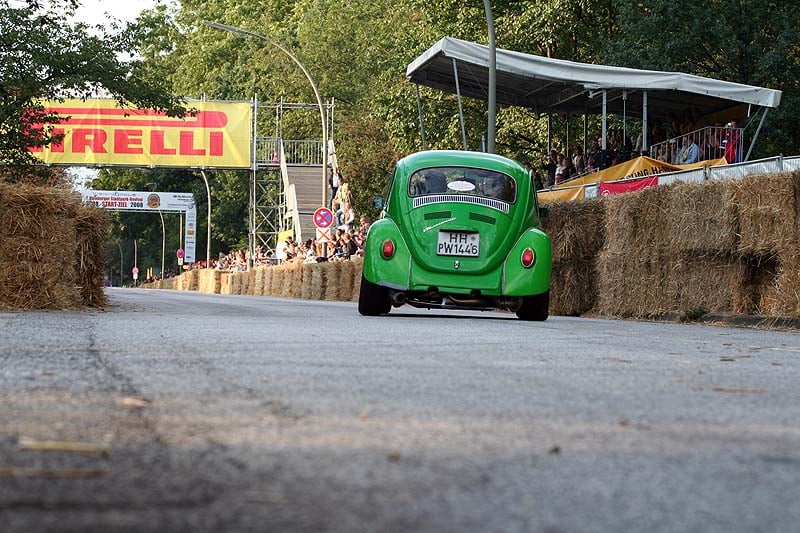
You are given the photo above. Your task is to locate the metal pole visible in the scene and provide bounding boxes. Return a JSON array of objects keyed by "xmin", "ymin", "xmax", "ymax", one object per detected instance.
[
  {"xmin": 204, "ymin": 21, "xmax": 328, "ymax": 208},
  {"xmin": 159, "ymin": 211, "xmax": 165, "ymax": 279},
  {"xmin": 642, "ymin": 91, "xmax": 648, "ymax": 155},
  {"xmin": 452, "ymin": 58, "xmax": 468, "ymax": 150},
  {"xmin": 133, "ymin": 239, "xmax": 138, "ymax": 286},
  {"xmin": 116, "ymin": 239, "xmax": 123, "ymax": 287},
  {"xmin": 601, "ymin": 90, "xmax": 608, "ymax": 150},
  {"xmin": 415, "ymin": 84, "xmax": 427, "ymax": 150},
  {"xmin": 484, "ymin": 0, "xmax": 496, "ymax": 154},
  {"xmin": 745, "ymin": 108, "xmax": 769, "ymax": 162},
  {"xmin": 200, "ymin": 170, "xmax": 212, "ymax": 268}
]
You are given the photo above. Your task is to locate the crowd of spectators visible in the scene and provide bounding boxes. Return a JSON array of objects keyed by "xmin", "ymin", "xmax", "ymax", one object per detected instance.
[{"xmin": 537, "ymin": 109, "xmax": 743, "ymax": 188}]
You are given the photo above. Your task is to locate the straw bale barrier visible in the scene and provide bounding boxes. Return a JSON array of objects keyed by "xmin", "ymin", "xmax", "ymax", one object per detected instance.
[
  {"xmin": 142, "ymin": 170, "xmax": 800, "ymax": 321},
  {"xmin": 541, "ymin": 198, "xmax": 606, "ymax": 262},
  {"xmin": 197, "ymin": 269, "xmax": 222, "ymax": 293},
  {"xmin": 0, "ymin": 183, "xmax": 108, "ymax": 310}
]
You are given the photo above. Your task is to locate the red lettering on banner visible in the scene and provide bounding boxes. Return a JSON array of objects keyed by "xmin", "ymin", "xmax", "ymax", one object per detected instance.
[
  {"xmin": 73, "ymin": 128, "xmax": 108, "ymax": 153},
  {"xmin": 150, "ymin": 131, "xmax": 176, "ymax": 155},
  {"xmin": 114, "ymin": 129, "xmax": 143, "ymax": 154},
  {"xmin": 179, "ymin": 131, "xmax": 205, "ymax": 156},
  {"xmin": 50, "ymin": 128, "xmax": 65, "ymax": 153},
  {"xmin": 210, "ymin": 131, "xmax": 223, "ymax": 156}
]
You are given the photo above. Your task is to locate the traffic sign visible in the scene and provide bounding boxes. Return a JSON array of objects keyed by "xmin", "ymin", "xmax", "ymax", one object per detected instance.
[
  {"xmin": 177, "ymin": 248, "xmax": 184, "ymax": 258},
  {"xmin": 313, "ymin": 207, "xmax": 334, "ymax": 229},
  {"xmin": 132, "ymin": 267, "xmax": 139, "ymax": 274},
  {"xmin": 316, "ymin": 227, "xmax": 333, "ymax": 243}
]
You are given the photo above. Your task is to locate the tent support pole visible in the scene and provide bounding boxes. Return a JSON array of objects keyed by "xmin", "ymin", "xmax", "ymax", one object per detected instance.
[
  {"xmin": 583, "ymin": 114, "xmax": 587, "ymax": 155},
  {"xmin": 642, "ymin": 91, "xmax": 648, "ymax": 155},
  {"xmin": 547, "ymin": 113, "xmax": 552, "ymax": 153},
  {"xmin": 566, "ymin": 113, "xmax": 570, "ymax": 153},
  {"xmin": 745, "ymin": 108, "xmax": 768, "ymax": 162},
  {"xmin": 601, "ymin": 90, "xmax": 607, "ymax": 150},
  {"xmin": 452, "ymin": 58, "xmax": 468, "ymax": 151},
  {"xmin": 416, "ymin": 84, "xmax": 427, "ymax": 150}
]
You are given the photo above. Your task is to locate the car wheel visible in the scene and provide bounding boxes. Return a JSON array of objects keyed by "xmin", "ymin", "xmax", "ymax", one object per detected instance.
[
  {"xmin": 516, "ymin": 290, "xmax": 549, "ymax": 321},
  {"xmin": 358, "ymin": 274, "xmax": 391, "ymax": 316}
]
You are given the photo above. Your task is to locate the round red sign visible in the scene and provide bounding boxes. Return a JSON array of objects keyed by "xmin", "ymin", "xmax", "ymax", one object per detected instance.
[{"xmin": 313, "ymin": 207, "xmax": 334, "ymax": 229}]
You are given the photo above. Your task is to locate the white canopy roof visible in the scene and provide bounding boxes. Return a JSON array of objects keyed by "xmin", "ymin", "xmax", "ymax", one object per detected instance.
[{"xmin": 406, "ymin": 37, "xmax": 782, "ymax": 117}]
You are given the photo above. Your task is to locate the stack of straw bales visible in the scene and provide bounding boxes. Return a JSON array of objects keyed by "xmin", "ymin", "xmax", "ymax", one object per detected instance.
[
  {"xmin": 0, "ymin": 183, "xmax": 108, "ymax": 310},
  {"xmin": 541, "ymin": 198, "xmax": 605, "ymax": 315},
  {"xmin": 566, "ymin": 170, "xmax": 800, "ymax": 319}
]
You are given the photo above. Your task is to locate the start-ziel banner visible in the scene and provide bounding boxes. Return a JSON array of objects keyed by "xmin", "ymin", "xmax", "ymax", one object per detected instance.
[{"xmin": 30, "ymin": 99, "xmax": 252, "ymax": 169}]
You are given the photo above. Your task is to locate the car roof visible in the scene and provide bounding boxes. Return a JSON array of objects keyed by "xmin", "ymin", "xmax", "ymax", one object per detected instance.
[{"xmin": 397, "ymin": 150, "xmax": 528, "ymax": 177}]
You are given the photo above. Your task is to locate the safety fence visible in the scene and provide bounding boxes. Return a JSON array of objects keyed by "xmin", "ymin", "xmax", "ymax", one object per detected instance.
[{"xmin": 574, "ymin": 155, "xmax": 800, "ymax": 199}]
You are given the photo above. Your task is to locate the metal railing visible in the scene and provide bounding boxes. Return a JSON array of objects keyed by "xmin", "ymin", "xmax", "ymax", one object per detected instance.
[
  {"xmin": 255, "ymin": 137, "xmax": 324, "ymax": 166},
  {"xmin": 649, "ymin": 125, "xmax": 744, "ymax": 165}
]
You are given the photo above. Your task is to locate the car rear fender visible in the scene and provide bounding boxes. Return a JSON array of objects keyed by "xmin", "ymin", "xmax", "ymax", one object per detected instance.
[
  {"xmin": 362, "ymin": 218, "xmax": 412, "ymax": 290},
  {"xmin": 502, "ymin": 228, "xmax": 552, "ymax": 296}
]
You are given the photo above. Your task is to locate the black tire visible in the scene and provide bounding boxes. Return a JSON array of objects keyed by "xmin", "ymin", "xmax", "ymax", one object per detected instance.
[
  {"xmin": 516, "ymin": 290, "xmax": 549, "ymax": 321},
  {"xmin": 358, "ymin": 274, "xmax": 391, "ymax": 316}
]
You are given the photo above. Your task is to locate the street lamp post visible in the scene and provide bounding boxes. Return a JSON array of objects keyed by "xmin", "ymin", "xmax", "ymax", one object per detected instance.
[
  {"xmin": 200, "ymin": 170, "xmax": 212, "ymax": 268},
  {"xmin": 484, "ymin": 0, "xmax": 496, "ymax": 154},
  {"xmin": 203, "ymin": 20, "xmax": 328, "ymax": 208}
]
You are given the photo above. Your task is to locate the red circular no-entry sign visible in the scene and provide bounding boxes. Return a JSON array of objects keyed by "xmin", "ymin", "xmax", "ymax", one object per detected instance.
[{"xmin": 314, "ymin": 207, "xmax": 334, "ymax": 229}]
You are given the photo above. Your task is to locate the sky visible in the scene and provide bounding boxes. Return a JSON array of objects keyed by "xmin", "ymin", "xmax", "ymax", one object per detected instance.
[{"xmin": 72, "ymin": 0, "xmax": 162, "ymax": 27}]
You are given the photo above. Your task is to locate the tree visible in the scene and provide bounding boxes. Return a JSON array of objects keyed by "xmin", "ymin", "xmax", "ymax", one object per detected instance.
[
  {"xmin": 0, "ymin": 0, "xmax": 187, "ymax": 181},
  {"xmin": 607, "ymin": 0, "xmax": 800, "ymax": 157}
]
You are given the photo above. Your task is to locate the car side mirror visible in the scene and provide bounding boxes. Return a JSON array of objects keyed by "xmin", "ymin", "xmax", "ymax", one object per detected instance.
[{"xmin": 538, "ymin": 206, "xmax": 549, "ymax": 219}]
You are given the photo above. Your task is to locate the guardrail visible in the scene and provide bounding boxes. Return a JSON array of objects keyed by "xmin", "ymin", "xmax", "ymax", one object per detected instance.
[
  {"xmin": 650, "ymin": 125, "xmax": 744, "ymax": 165},
  {"xmin": 255, "ymin": 138, "xmax": 323, "ymax": 166},
  {"xmin": 556, "ymin": 154, "xmax": 800, "ymax": 200}
]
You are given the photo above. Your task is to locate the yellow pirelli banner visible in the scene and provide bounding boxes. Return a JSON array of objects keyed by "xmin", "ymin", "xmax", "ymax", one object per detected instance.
[{"xmin": 30, "ymin": 99, "xmax": 252, "ymax": 168}]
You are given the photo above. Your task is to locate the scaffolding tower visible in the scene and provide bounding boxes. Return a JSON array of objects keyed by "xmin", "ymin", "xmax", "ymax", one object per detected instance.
[{"xmin": 251, "ymin": 98, "xmax": 335, "ymax": 262}]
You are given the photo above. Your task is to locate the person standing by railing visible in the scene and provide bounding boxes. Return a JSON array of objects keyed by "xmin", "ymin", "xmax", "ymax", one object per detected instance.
[{"xmin": 724, "ymin": 121, "xmax": 741, "ymax": 163}]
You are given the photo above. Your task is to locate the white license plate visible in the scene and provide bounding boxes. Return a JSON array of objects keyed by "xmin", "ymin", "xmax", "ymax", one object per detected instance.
[{"xmin": 437, "ymin": 231, "xmax": 479, "ymax": 257}]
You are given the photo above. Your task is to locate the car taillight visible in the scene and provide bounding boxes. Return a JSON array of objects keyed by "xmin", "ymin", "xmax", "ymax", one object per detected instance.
[
  {"xmin": 382, "ymin": 239, "xmax": 395, "ymax": 259},
  {"xmin": 521, "ymin": 247, "xmax": 535, "ymax": 268}
]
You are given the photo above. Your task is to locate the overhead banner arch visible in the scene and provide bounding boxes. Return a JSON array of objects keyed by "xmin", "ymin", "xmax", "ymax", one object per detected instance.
[
  {"xmin": 32, "ymin": 99, "xmax": 252, "ymax": 169},
  {"xmin": 82, "ymin": 190, "xmax": 197, "ymax": 263}
]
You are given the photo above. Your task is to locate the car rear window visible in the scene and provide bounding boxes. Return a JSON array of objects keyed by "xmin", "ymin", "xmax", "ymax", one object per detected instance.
[{"xmin": 407, "ymin": 167, "xmax": 517, "ymax": 203}]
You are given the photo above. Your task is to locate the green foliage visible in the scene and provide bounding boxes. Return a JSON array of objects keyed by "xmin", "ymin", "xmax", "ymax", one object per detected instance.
[
  {"xmin": 0, "ymin": 0, "xmax": 186, "ymax": 180},
  {"xmin": 608, "ymin": 0, "xmax": 800, "ymax": 157}
]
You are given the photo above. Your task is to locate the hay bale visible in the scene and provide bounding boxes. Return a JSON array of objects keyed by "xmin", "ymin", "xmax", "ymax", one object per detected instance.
[
  {"xmin": 550, "ymin": 259, "xmax": 597, "ymax": 316},
  {"xmin": 262, "ymin": 267, "xmax": 273, "ymax": 296},
  {"xmin": 665, "ymin": 180, "xmax": 739, "ymax": 254},
  {"xmin": 74, "ymin": 204, "xmax": 108, "ymax": 307},
  {"xmin": 774, "ymin": 252, "xmax": 800, "ymax": 317},
  {"xmin": 310, "ymin": 262, "xmax": 325, "ymax": 300},
  {"xmin": 337, "ymin": 261, "xmax": 355, "ymax": 301},
  {"xmin": 730, "ymin": 172, "xmax": 800, "ymax": 255},
  {"xmin": 596, "ymin": 250, "xmax": 672, "ymax": 317},
  {"xmin": 0, "ymin": 185, "xmax": 84, "ymax": 310},
  {"xmin": 198, "ymin": 269, "xmax": 222, "ymax": 293},
  {"xmin": 541, "ymin": 198, "xmax": 606, "ymax": 262},
  {"xmin": 301, "ymin": 263, "xmax": 315, "ymax": 299},
  {"xmin": 321, "ymin": 261, "xmax": 339, "ymax": 301},
  {"xmin": 350, "ymin": 256, "xmax": 364, "ymax": 301},
  {"xmin": 253, "ymin": 267, "xmax": 265, "ymax": 296},
  {"xmin": 597, "ymin": 250, "xmax": 744, "ymax": 318},
  {"xmin": 287, "ymin": 261, "xmax": 303, "ymax": 298},
  {"xmin": 219, "ymin": 272, "xmax": 232, "ymax": 294},
  {"xmin": 270, "ymin": 266, "xmax": 285, "ymax": 296}
]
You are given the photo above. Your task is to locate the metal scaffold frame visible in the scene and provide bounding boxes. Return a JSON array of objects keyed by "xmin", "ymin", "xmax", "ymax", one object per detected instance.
[{"xmin": 249, "ymin": 97, "xmax": 335, "ymax": 263}]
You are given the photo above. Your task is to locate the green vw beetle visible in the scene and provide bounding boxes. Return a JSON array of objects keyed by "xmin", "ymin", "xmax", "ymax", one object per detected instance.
[{"xmin": 359, "ymin": 150, "xmax": 552, "ymax": 320}]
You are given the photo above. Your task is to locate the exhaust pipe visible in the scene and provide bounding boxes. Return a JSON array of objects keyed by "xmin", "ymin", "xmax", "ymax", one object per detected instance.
[{"xmin": 391, "ymin": 291, "xmax": 407, "ymax": 307}]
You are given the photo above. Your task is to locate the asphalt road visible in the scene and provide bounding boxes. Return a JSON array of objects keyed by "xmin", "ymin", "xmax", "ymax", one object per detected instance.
[{"xmin": 1, "ymin": 288, "xmax": 799, "ymax": 532}]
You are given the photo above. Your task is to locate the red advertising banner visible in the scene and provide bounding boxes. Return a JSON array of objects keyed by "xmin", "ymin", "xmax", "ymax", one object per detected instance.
[{"xmin": 599, "ymin": 175, "xmax": 658, "ymax": 196}]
